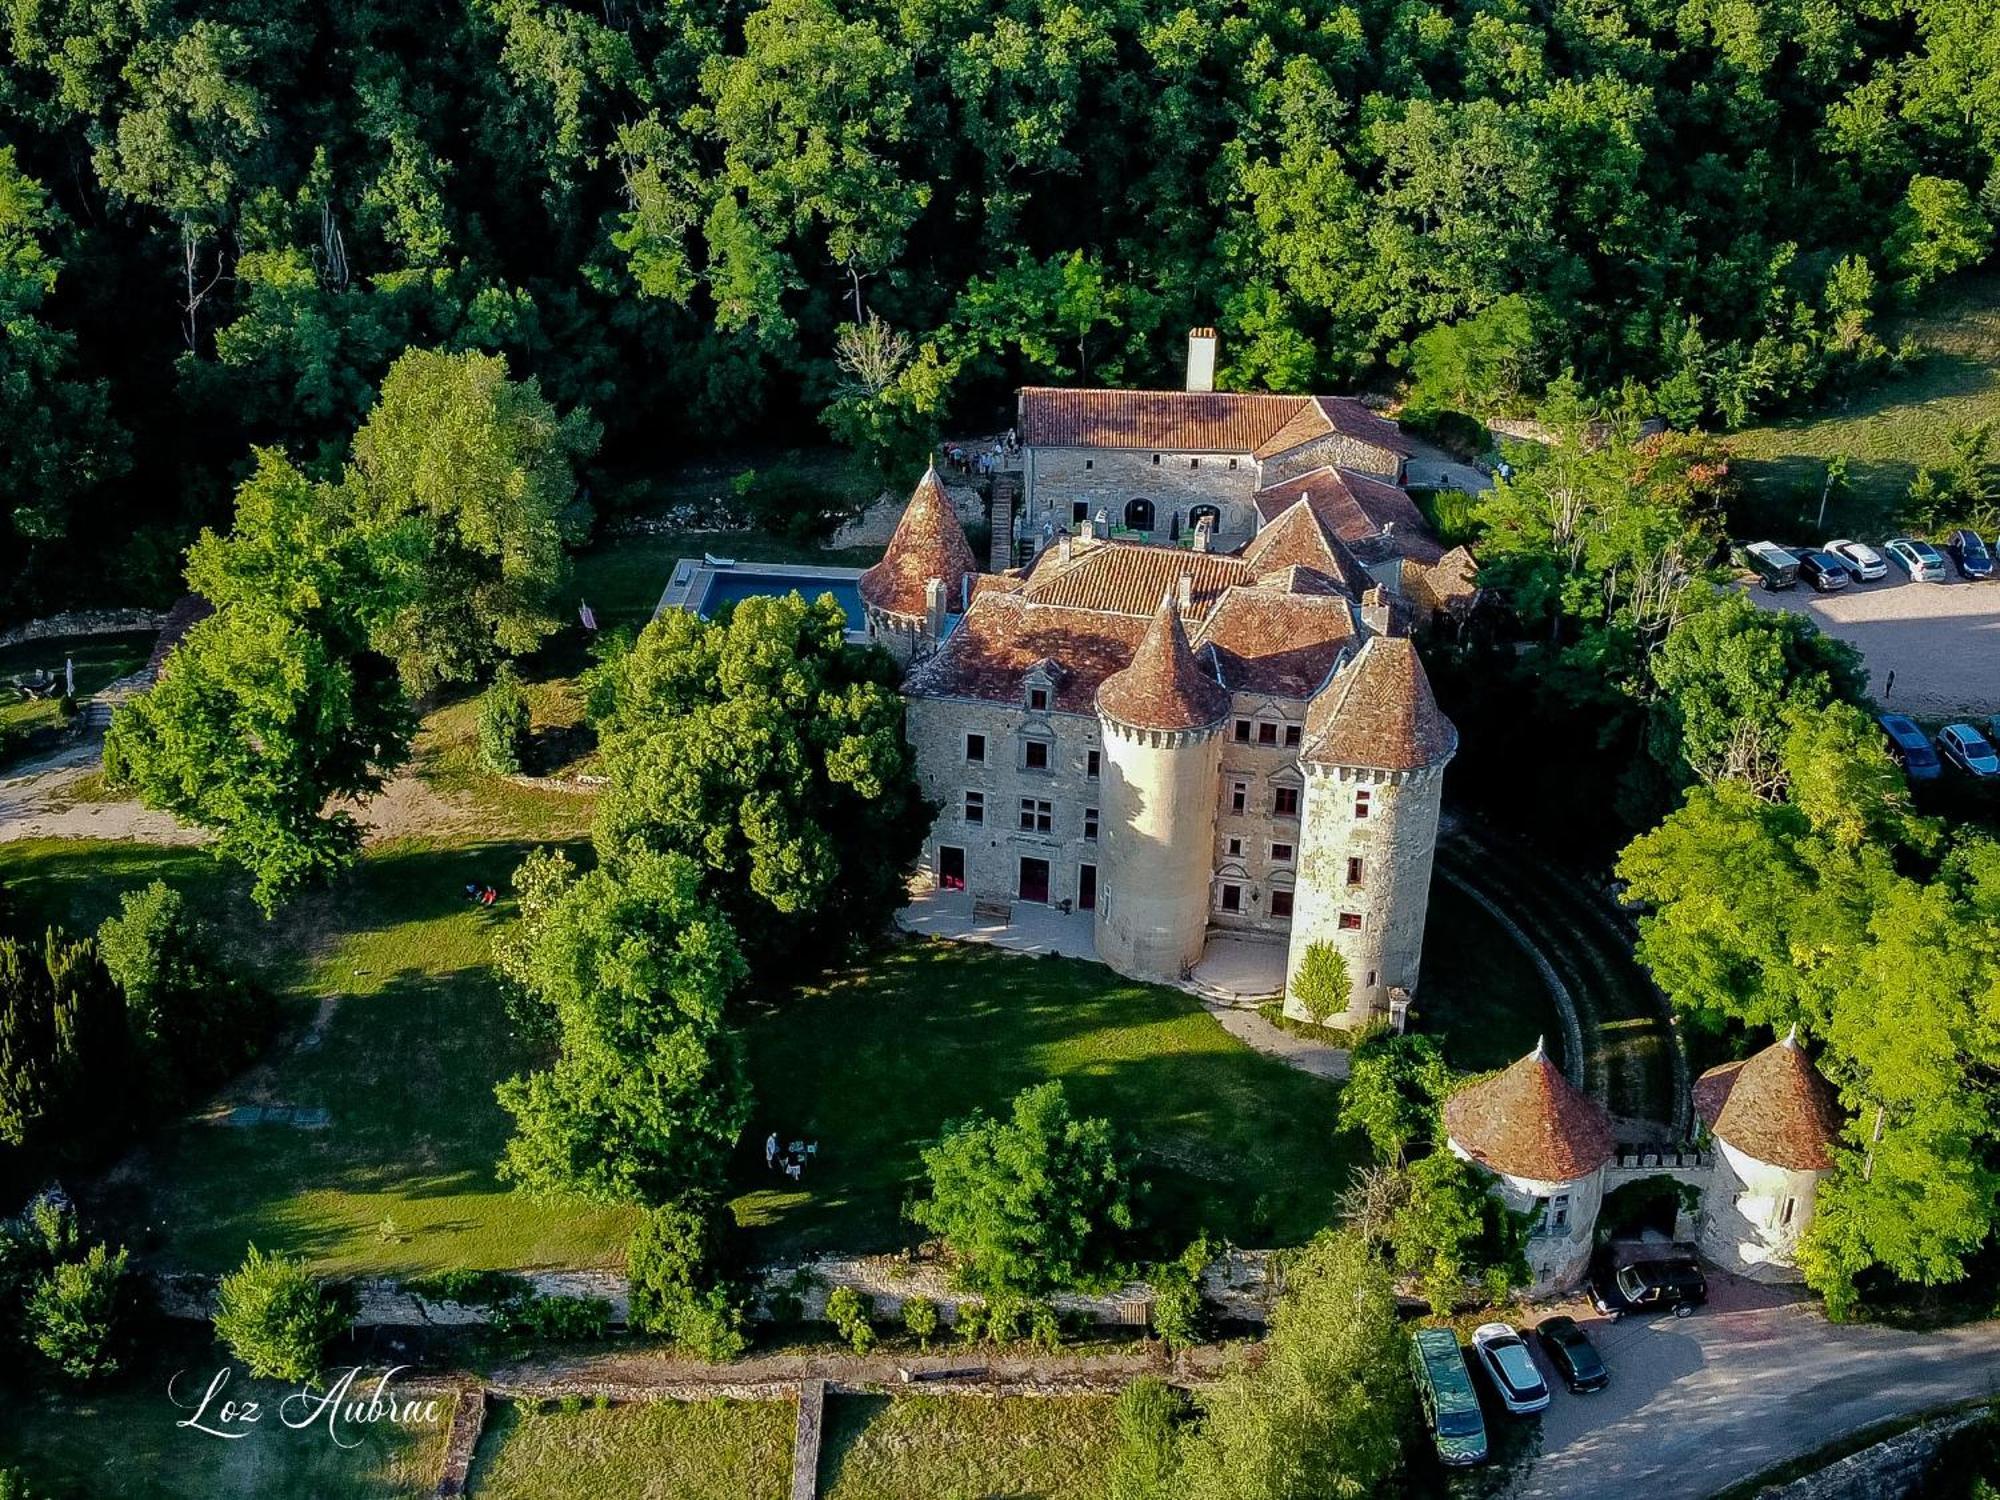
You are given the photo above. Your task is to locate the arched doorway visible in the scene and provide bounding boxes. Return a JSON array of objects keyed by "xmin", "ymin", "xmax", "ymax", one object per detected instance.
[{"xmin": 1124, "ymin": 498, "xmax": 1156, "ymax": 533}]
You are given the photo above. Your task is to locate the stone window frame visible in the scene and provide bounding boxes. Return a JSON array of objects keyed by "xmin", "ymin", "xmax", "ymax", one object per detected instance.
[
  {"xmin": 1229, "ymin": 780, "xmax": 1249, "ymax": 815},
  {"xmin": 1216, "ymin": 881, "xmax": 1243, "ymax": 914},
  {"xmin": 966, "ymin": 733, "xmax": 986, "ymax": 764},
  {"xmin": 1353, "ymin": 788, "xmax": 1373, "ymax": 820},
  {"xmin": 1272, "ymin": 785, "xmax": 1301, "ymax": 819},
  {"xmin": 1337, "ymin": 909, "xmax": 1363, "ymax": 931},
  {"xmin": 1086, "ymin": 748, "xmax": 1100, "ymax": 779},
  {"xmin": 1269, "ymin": 840, "xmax": 1295, "ymax": 865},
  {"xmin": 1225, "ymin": 835, "xmax": 1244, "ymax": 858},
  {"xmin": 1256, "ymin": 719, "xmax": 1280, "ymax": 747},
  {"xmin": 1022, "ymin": 737, "xmax": 1053, "ymax": 773},
  {"xmin": 1027, "ymin": 685, "xmax": 1050, "ymax": 712},
  {"xmin": 1018, "ymin": 797, "xmax": 1054, "ymax": 833},
  {"xmin": 1269, "ymin": 888, "xmax": 1294, "ymax": 919},
  {"xmin": 1233, "ymin": 718, "xmax": 1254, "ymax": 743},
  {"xmin": 964, "ymin": 790, "xmax": 985, "ymax": 826},
  {"xmin": 1346, "ymin": 855, "xmax": 1365, "ymax": 887},
  {"xmin": 1284, "ymin": 723, "xmax": 1302, "ymax": 747},
  {"xmin": 1083, "ymin": 806, "xmax": 1100, "ymax": 841}
]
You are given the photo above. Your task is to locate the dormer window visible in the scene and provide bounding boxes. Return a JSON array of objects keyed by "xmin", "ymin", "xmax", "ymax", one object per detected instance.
[
  {"xmin": 1257, "ymin": 720, "xmax": 1279, "ymax": 746},
  {"xmin": 1028, "ymin": 686, "xmax": 1049, "ymax": 712}
]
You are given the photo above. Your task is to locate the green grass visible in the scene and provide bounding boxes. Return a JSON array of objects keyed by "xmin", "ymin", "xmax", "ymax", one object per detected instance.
[
  {"xmin": 0, "ymin": 1344, "xmax": 453, "ymax": 1498},
  {"xmin": 819, "ymin": 1394, "xmax": 1119, "ymax": 1500},
  {"xmin": 0, "ymin": 629, "xmax": 154, "ymax": 764},
  {"xmin": 1727, "ymin": 272, "xmax": 2000, "ymax": 538},
  {"xmin": 1415, "ymin": 878, "xmax": 1566, "ymax": 1077},
  {"xmin": 411, "ymin": 675, "xmax": 597, "ymax": 842},
  {"xmin": 729, "ymin": 941, "xmax": 1365, "ymax": 1261},
  {"xmin": 466, "ymin": 1397, "xmax": 792, "ymax": 1500}
]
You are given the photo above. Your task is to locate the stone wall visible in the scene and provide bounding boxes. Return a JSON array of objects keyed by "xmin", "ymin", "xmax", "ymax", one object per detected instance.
[
  {"xmin": 1210, "ymin": 698, "xmax": 1315, "ymax": 941},
  {"xmin": 1023, "ymin": 447, "xmax": 1261, "ymax": 549},
  {"xmin": 1261, "ymin": 431, "xmax": 1405, "ymax": 484},
  {"xmin": 1096, "ymin": 717, "xmax": 1224, "ymax": 979},
  {"xmin": 1757, "ymin": 1408, "xmax": 1989, "ymax": 1500},
  {"xmin": 0, "ymin": 607, "xmax": 161, "ymax": 648}
]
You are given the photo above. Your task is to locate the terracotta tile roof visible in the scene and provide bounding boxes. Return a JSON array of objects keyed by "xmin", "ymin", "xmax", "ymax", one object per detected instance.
[
  {"xmin": 1017, "ymin": 388, "xmax": 1409, "ymax": 461},
  {"xmin": 1252, "ymin": 396, "xmax": 1414, "ymax": 463},
  {"xmin": 1021, "ymin": 540, "xmax": 1253, "ymax": 619},
  {"xmin": 1253, "ymin": 466, "xmax": 1430, "ymax": 539},
  {"xmin": 1445, "ymin": 1041, "xmax": 1615, "ymax": 1182},
  {"xmin": 1194, "ymin": 588, "xmax": 1356, "ymax": 698},
  {"xmin": 906, "ymin": 593, "xmax": 1145, "ymax": 712},
  {"xmin": 1255, "ymin": 564, "xmax": 1347, "ymax": 596},
  {"xmin": 1302, "ymin": 635, "xmax": 1456, "ymax": 770},
  {"xmin": 1695, "ymin": 1028, "xmax": 1843, "ymax": 1172},
  {"xmin": 1096, "ymin": 593, "xmax": 1232, "ymax": 732},
  {"xmin": 858, "ymin": 467, "xmax": 980, "ymax": 618},
  {"xmin": 1239, "ymin": 498, "xmax": 1373, "ymax": 597}
]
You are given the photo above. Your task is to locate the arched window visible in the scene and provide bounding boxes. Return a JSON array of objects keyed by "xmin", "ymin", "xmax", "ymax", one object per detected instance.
[
  {"xmin": 1188, "ymin": 503, "xmax": 1221, "ymax": 535},
  {"xmin": 1124, "ymin": 498, "xmax": 1156, "ymax": 532}
]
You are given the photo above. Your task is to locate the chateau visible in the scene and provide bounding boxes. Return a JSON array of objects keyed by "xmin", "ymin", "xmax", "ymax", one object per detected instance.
[{"xmin": 857, "ymin": 347, "xmax": 1475, "ymax": 1028}]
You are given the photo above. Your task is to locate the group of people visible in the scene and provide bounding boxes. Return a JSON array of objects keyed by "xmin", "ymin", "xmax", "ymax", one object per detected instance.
[
  {"xmin": 462, "ymin": 882, "xmax": 499, "ymax": 907},
  {"xmin": 942, "ymin": 431, "xmax": 1018, "ymax": 479},
  {"xmin": 764, "ymin": 1131, "xmax": 818, "ymax": 1182}
]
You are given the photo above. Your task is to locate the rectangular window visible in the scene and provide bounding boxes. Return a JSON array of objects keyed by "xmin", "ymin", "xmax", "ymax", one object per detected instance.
[
  {"xmin": 1233, "ymin": 718, "xmax": 1253, "ymax": 743},
  {"xmin": 1024, "ymin": 739, "xmax": 1051, "ymax": 771},
  {"xmin": 966, "ymin": 733, "xmax": 986, "ymax": 764},
  {"xmin": 1226, "ymin": 836, "xmax": 1243, "ymax": 858},
  {"xmin": 1230, "ymin": 781, "xmax": 1248, "ymax": 815},
  {"xmin": 1273, "ymin": 786, "xmax": 1300, "ymax": 818},
  {"xmin": 1084, "ymin": 459, "xmax": 1094, "ymax": 470},
  {"xmin": 1338, "ymin": 911, "xmax": 1363, "ymax": 931},
  {"xmin": 964, "ymin": 791, "xmax": 984, "ymax": 826},
  {"xmin": 1083, "ymin": 806, "xmax": 1099, "ymax": 841},
  {"xmin": 1019, "ymin": 798, "xmax": 1053, "ymax": 833},
  {"xmin": 1257, "ymin": 720, "xmax": 1279, "ymax": 746},
  {"xmin": 1346, "ymin": 856, "xmax": 1364, "ymax": 886},
  {"xmin": 1190, "ymin": 458, "xmax": 1200, "ymax": 469},
  {"xmin": 1028, "ymin": 687, "xmax": 1049, "ymax": 712},
  {"xmin": 1228, "ymin": 457, "xmax": 1239, "ymax": 471},
  {"xmin": 1780, "ymin": 1197, "xmax": 1796, "ymax": 1228},
  {"xmin": 1354, "ymin": 788, "xmax": 1372, "ymax": 820},
  {"xmin": 1270, "ymin": 841, "xmax": 1294, "ymax": 865},
  {"xmin": 1269, "ymin": 889, "xmax": 1294, "ymax": 918},
  {"xmin": 1072, "ymin": 500, "xmax": 1089, "ymax": 524},
  {"xmin": 1284, "ymin": 724, "xmax": 1302, "ymax": 747},
  {"xmin": 1152, "ymin": 453, "xmax": 1161, "ymax": 465},
  {"xmin": 1219, "ymin": 883, "xmax": 1242, "ymax": 913},
  {"xmin": 1086, "ymin": 749, "xmax": 1100, "ymax": 779},
  {"xmin": 1552, "ymin": 1193, "xmax": 1571, "ymax": 1231}
]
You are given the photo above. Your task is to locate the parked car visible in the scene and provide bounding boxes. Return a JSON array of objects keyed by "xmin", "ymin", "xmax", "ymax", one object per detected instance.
[
  {"xmin": 1589, "ymin": 1255, "xmax": 1707, "ymax": 1320},
  {"xmin": 1948, "ymin": 529, "xmax": 1995, "ymax": 580},
  {"xmin": 1411, "ymin": 1328, "xmax": 1488, "ymax": 1466},
  {"xmin": 1886, "ymin": 537, "xmax": 1948, "ymax": 581},
  {"xmin": 1740, "ymin": 540, "xmax": 1801, "ymax": 590},
  {"xmin": 1879, "ymin": 714, "xmax": 1942, "ymax": 781},
  {"xmin": 1472, "ymin": 1323, "xmax": 1552, "ymax": 1414},
  {"xmin": 1825, "ymin": 539, "xmax": 1887, "ymax": 582},
  {"xmin": 1938, "ymin": 723, "xmax": 2000, "ymax": 778},
  {"xmin": 1535, "ymin": 1316, "xmax": 1609, "ymax": 1394},
  {"xmin": 1796, "ymin": 550, "xmax": 1851, "ymax": 592}
]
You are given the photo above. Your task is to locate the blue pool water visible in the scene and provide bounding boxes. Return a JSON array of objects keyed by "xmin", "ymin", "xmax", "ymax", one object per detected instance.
[{"xmin": 695, "ymin": 570, "xmax": 866, "ymax": 631}]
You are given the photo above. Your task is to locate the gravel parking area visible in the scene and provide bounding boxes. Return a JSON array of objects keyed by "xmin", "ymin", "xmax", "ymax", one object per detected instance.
[{"xmin": 1749, "ymin": 571, "xmax": 2000, "ymax": 719}]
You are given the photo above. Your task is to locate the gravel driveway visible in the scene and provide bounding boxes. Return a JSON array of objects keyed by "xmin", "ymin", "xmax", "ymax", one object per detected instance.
[
  {"xmin": 1751, "ymin": 571, "xmax": 2000, "ymax": 718},
  {"xmin": 1518, "ymin": 1274, "xmax": 2000, "ymax": 1498}
]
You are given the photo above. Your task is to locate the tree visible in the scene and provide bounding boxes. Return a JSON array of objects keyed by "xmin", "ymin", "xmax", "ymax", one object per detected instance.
[
  {"xmin": 477, "ymin": 663, "xmax": 532, "ymax": 775},
  {"xmin": 1886, "ymin": 176, "xmax": 1993, "ymax": 298},
  {"xmin": 97, "ymin": 881, "xmax": 262, "ymax": 1094},
  {"xmin": 494, "ymin": 850, "xmax": 750, "ymax": 1205},
  {"xmin": 1338, "ymin": 1033, "xmax": 1456, "ymax": 1164},
  {"xmin": 1288, "ymin": 942, "xmax": 1351, "ymax": 1028},
  {"xmin": 26, "ymin": 1242, "xmax": 139, "ymax": 1381},
  {"xmin": 591, "ymin": 594, "xmax": 931, "ymax": 978},
  {"xmin": 1403, "ymin": 294, "xmax": 1543, "ymax": 416},
  {"xmin": 626, "ymin": 1197, "xmax": 748, "ymax": 1361},
  {"xmin": 104, "ymin": 451, "xmax": 413, "ymax": 913},
  {"xmin": 1386, "ymin": 1150, "xmax": 1515, "ymax": 1314},
  {"xmin": 823, "ymin": 1285, "xmax": 876, "ymax": 1353},
  {"xmin": 0, "ymin": 929, "xmax": 129, "ymax": 1159},
  {"xmin": 212, "ymin": 1245, "xmax": 354, "ymax": 1383},
  {"xmin": 1178, "ymin": 1231, "xmax": 1410, "ymax": 1498},
  {"xmin": 908, "ymin": 1082, "xmax": 1135, "ymax": 1300},
  {"xmin": 345, "ymin": 348, "xmax": 600, "ymax": 694}
]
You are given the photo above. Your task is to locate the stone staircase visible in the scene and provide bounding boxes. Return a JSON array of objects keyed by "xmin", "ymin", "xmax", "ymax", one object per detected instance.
[{"xmin": 988, "ymin": 472, "xmax": 1019, "ymax": 572}]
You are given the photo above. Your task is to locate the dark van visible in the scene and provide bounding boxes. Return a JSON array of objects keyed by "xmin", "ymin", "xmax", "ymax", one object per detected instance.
[{"xmin": 1742, "ymin": 541, "xmax": 1801, "ymax": 590}]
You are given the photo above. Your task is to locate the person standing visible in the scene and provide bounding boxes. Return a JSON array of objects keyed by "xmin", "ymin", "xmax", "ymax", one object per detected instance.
[{"xmin": 765, "ymin": 1131, "xmax": 779, "ymax": 1170}]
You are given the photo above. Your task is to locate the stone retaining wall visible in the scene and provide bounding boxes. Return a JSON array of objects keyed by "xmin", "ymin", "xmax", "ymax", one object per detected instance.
[
  {"xmin": 1757, "ymin": 1407, "xmax": 1988, "ymax": 1500},
  {"xmin": 0, "ymin": 608, "xmax": 160, "ymax": 647}
]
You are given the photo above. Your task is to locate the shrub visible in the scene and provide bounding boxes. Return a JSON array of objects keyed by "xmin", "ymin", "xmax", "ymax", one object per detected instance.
[
  {"xmin": 98, "ymin": 881, "xmax": 264, "ymax": 1096},
  {"xmin": 626, "ymin": 1199, "xmax": 748, "ymax": 1362},
  {"xmin": 1149, "ymin": 1237, "xmax": 1211, "ymax": 1352},
  {"xmin": 0, "ymin": 1468, "xmax": 46, "ymax": 1500},
  {"xmin": 953, "ymin": 1301, "xmax": 987, "ymax": 1346},
  {"xmin": 495, "ymin": 1293, "xmax": 611, "ymax": 1342},
  {"xmin": 1108, "ymin": 1378, "xmax": 1189, "ymax": 1500},
  {"xmin": 26, "ymin": 1242, "xmax": 139, "ymax": 1381},
  {"xmin": 824, "ymin": 1285, "xmax": 876, "ymax": 1354},
  {"xmin": 1026, "ymin": 1302, "xmax": 1062, "ymax": 1352},
  {"xmin": 1289, "ymin": 942, "xmax": 1350, "ymax": 1029},
  {"xmin": 900, "ymin": 1295, "xmax": 939, "ymax": 1349},
  {"xmin": 478, "ymin": 663, "xmax": 532, "ymax": 774},
  {"xmin": 213, "ymin": 1245, "xmax": 354, "ymax": 1383}
]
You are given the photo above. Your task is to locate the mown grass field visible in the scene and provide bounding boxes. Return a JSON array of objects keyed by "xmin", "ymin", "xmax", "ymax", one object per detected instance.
[
  {"xmin": 1728, "ymin": 272, "xmax": 2000, "ymax": 538},
  {"xmin": 467, "ymin": 1398, "xmax": 794, "ymax": 1500},
  {"xmin": 819, "ymin": 1394, "xmax": 1120, "ymax": 1500}
]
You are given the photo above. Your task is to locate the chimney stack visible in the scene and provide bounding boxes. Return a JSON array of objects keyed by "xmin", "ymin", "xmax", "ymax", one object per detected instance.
[
  {"xmin": 1177, "ymin": 571, "xmax": 1195, "ymax": 612},
  {"xmin": 1191, "ymin": 514, "xmax": 1214, "ymax": 553},
  {"xmin": 1059, "ymin": 533, "xmax": 1073, "ymax": 564},
  {"xmin": 1185, "ymin": 327, "xmax": 1218, "ymax": 393},
  {"xmin": 924, "ymin": 576, "xmax": 946, "ymax": 639},
  {"xmin": 1360, "ymin": 585, "xmax": 1395, "ymax": 637}
]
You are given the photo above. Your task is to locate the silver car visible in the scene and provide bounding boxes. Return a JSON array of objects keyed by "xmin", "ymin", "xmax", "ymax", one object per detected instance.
[
  {"xmin": 1825, "ymin": 539, "xmax": 1886, "ymax": 581},
  {"xmin": 1472, "ymin": 1322, "xmax": 1552, "ymax": 1415},
  {"xmin": 1886, "ymin": 538, "xmax": 1947, "ymax": 582}
]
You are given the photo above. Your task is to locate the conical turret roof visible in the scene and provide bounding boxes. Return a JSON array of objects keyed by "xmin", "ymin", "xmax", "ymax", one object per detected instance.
[
  {"xmin": 1096, "ymin": 592, "xmax": 1231, "ymax": 732},
  {"xmin": 1445, "ymin": 1039, "xmax": 1615, "ymax": 1182},
  {"xmin": 1301, "ymin": 635, "xmax": 1456, "ymax": 770},
  {"xmin": 1694, "ymin": 1026, "xmax": 1843, "ymax": 1172},
  {"xmin": 858, "ymin": 466, "xmax": 979, "ymax": 618}
]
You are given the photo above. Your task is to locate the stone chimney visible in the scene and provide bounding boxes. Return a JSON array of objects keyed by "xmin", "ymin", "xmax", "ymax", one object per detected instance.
[
  {"xmin": 1360, "ymin": 584, "xmax": 1395, "ymax": 637},
  {"xmin": 924, "ymin": 576, "xmax": 946, "ymax": 639},
  {"xmin": 1185, "ymin": 327, "xmax": 1218, "ymax": 393},
  {"xmin": 1177, "ymin": 572, "xmax": 1194, "ymax": 612},
  {"xmin": 1058, "ymin": 533, "xmax": 1074, "ymax": 564}
]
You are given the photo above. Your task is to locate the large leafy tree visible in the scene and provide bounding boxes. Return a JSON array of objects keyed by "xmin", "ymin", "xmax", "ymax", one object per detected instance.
[
  {"xmin": 0, "ymin": 929, "xmax": 128, "ymax": 1161},
  {"xmin": 591, "ymin": 593, "xmax": 931, "ymax": 977}
]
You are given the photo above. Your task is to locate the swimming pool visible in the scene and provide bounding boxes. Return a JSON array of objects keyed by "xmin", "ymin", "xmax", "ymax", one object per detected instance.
[{"xmin": 693, "ymin": 569, "xmax": 866, "ymax": 631}]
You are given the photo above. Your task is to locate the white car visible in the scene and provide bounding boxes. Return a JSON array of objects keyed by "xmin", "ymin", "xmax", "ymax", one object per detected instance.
[
  {"xmin": 1471, "ymin": 1322, "xmax": 1552, "ymax": 1414},
  {"xmin": 1939, "ymin": 723, "xmax": 2000, "ymax": 778},
  {"xmin": 1825, "ymin": 539, "xmax": 1886, "ymax": 582},
  {"xmin": 1886, "ymin": 537, "xmax": 1948, "ymax": 582}
]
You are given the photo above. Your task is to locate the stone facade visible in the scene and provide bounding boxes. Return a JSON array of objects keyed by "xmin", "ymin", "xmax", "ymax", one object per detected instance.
[
  {"xmin": 1095, "ymin": 716, "xmax": 1225, "ymax": 978},
  {"xmin": 1699, "ymin": 1139, "xmax": 1830, "ymax": 1280},
  {"xmin": 1450, "ymin": 1149, "xmax": 1607, "ymax": 1293},
  {"xmin": 1022, "ymin": 447, "xmax": 1263, "ymax": 551}
]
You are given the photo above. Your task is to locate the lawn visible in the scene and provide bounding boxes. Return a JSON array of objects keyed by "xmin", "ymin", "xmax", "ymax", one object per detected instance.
[
  {"xmin": 0, "ymin": 629, "xmax": 155, "ymax": 764},
  {"xmin": 409, "ymin": 675, "xmax": 598, "ymax": 842},
  {"xmin": 466, "ymin": 1397, "xmax": 793, "ymax": 1500},
  {"xmin": 0, "ymin": 1342, "xmax": 453, "ymax": 1498},
  {"xmin": 730, "ymin": 941, "xmax": 1364, "ymax": 1261},
  {"xmin": 819, "ymin": 1394, "xmax": 1120, "ymax": 1500},
  {"xmin": 1415, "ymin": 877, "xmax": 1566, "ymax": 1077},
  {"xmin": 1727, "ymin": 271, "xmax": 2000, "ymax": 538}
]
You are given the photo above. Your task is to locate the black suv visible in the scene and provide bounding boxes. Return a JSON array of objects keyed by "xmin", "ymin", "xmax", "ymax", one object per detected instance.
[{"xmin": 1589, "ymin": 1256, "xmax": 1708, "ymax": 1320}]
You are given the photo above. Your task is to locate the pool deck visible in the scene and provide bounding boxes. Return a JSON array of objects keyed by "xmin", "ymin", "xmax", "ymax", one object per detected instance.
[{"xmin": 655, "ymin": 556, "xmax": 869, "ymax": 634}]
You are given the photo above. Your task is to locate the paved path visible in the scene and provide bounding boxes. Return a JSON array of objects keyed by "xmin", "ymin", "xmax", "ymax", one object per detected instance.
[
  {"xmin": 1200, "ymin": 999, "xmax": 1348, "ymax": 1079},
  {"xmin": 1520, "ymin": 1276, "xmax": 2000, "ymax": 1499}
]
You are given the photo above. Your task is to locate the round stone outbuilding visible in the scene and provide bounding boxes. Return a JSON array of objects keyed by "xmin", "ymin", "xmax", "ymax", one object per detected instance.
[
  {"xmin": 858, "ymin": 467, "xmax": 979, "ymax": 663},
  {"xmin": 1444, "ymin": 1039, "xmax": 1616, "ymax": 1292}
]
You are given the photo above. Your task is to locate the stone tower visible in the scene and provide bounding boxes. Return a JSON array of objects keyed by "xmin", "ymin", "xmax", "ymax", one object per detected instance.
[
  {"xmin": 1285, "ymin": 634, "xmax": 1456, "ymax": 1027},
  {"xmin": 857, "ymin": 466, "xmax": 979, "ymax": 664},
  {"xmin": 1094, "ymin": 591, "xmax": 1231, "ymax": 981}
]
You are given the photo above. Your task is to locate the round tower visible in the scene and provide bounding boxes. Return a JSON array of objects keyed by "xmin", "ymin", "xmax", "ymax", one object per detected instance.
[
  {"xmin": 1094, "ymin": 592, "xmax": 1230, "ymax": 981},
  {"xmin": 858, "ymin": 466, "xmax": 979, "ymax": 664},
  {"xmin": 1284, "ymin": 634, "xmax": 1456, "ymax": 1028},
  {"xmin": 1694, "ymin": 1025, "xmax": 1843, "ymax": 1280}
]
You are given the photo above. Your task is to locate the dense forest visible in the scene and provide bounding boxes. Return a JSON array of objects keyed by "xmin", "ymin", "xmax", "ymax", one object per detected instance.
[{"xmin": 1, "ymin": 0, "xmax": 1996, "ymax": 617}]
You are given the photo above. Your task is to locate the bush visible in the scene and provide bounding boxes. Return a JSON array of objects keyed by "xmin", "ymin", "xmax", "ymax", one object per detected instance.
[
  {"xmin": 900, "ymin": 1295, "xmax": 939, "ymax": 1349},
  {"xmin": 494, "ymin": 1293, "xmax": 611, "ymax": 1342},
  {"xmin": 1108, "ymin": 1378, "xmax": 1189, "ymax": 1500},
  {"xmin": 25, "ymin": 1242, "xmax": 139, "ymax": 1381},
  {"xmin": 97, "ymin": 880, "xmax": 263, "ymax": 1094},
  {"xmin": 478, "ymin": 663, "xmax": 532, "ymax": 775},
  {"xmin": 824, "ymin": 1285, "xmax": 876, "ymax": 1354},
  {"xmin": 1149, "ymin": 1237, "xmax": 1211, "ymax": 1352},
  {"xmin": 0, "ymin": 1468, "xmax": 46, "ymax": 1500},
  {"xmin": 1026, "ymin": 1302, "xmax": 1062, "ymax": 1352},
  {"xmin": 213, "ymin": 1246, "xmax": 354, "ymax": 1383},
  {"xmin": 627, "ymin": 1199, "xmax": 747, "ymax": 1362}
]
